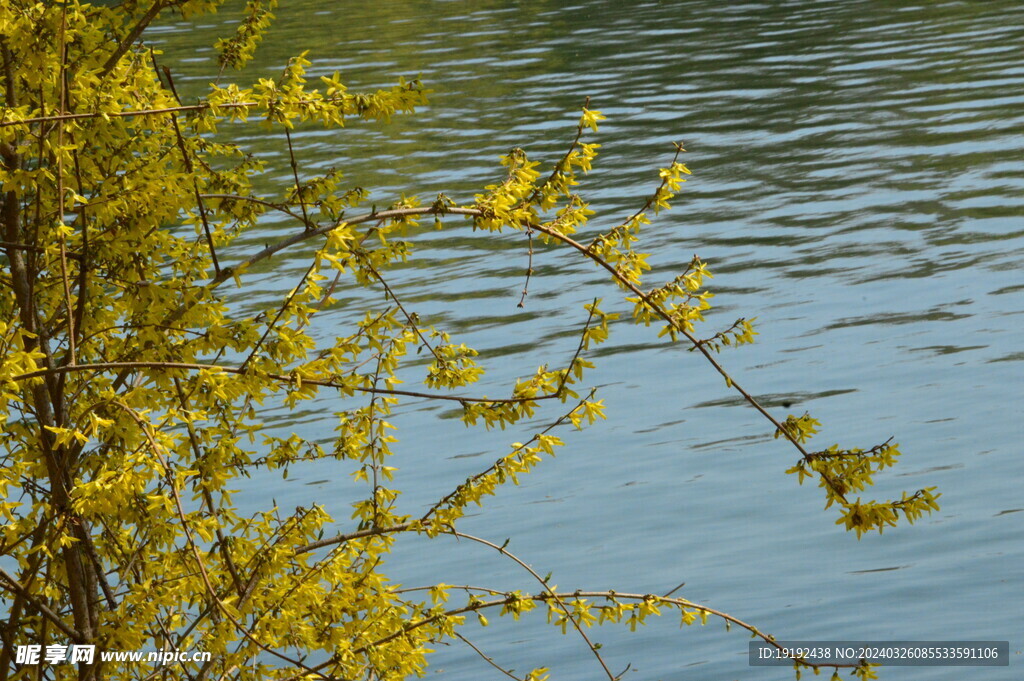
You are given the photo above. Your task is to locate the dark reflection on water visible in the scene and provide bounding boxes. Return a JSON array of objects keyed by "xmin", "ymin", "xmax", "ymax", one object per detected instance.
[{"xmin": 155, "ymin": 1, "xmax": 1023, "ymax": 679}]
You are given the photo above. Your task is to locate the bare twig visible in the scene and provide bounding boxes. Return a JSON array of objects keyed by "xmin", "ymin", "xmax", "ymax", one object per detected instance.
[
  {"xmin": 516, "ymin": 226, "xmax": 534, "ymax": 308},
  {"xmin": 353, "ymin": 252, "xmax": 443, "ymax": 363},
  {"xmin": 693, "ymin": 317, "xmax": 748, "ymax": 350},
  {"xmin": 453, "ymin": 632, "xmax": 526, "ymax": 681}
]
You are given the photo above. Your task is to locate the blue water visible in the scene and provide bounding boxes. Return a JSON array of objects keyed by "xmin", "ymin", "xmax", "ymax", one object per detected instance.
[{"xmin": 156, "ymin": 1, "xmax": 1024, "ymax": 678}]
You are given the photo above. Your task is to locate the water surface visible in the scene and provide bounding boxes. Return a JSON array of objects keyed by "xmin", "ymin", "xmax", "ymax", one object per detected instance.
[{"xmin": 157, "ymin": 2, "xmax": 1024, "ymax": 679}]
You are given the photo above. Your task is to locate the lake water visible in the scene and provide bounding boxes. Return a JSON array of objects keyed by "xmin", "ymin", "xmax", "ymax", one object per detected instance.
[{"xmin": 155, "ymin": 1, "xmax": 1024, "ymax": 679}]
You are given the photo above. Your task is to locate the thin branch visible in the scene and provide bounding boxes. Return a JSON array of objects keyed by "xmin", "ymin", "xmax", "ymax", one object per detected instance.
[
  {"xmin": 0, "ymin": 90, "xmax": 414, "ymax": 129},
  {"xmin": 207, "ymin": 206, "xmax": 481, "ymax": 292},
  {"xmin": 388, "ymin": 584, "xmax": 507, "ymax": 597},
  {"xmin": 366, "ymin": 350, "xmax": 387, "ymax": 524},
  {"xmin": 293, "ymin": 523, "xmax": 412, "ymax": 556},
  {"xmin": 158, "ymin": 61, "xmax": 220, "ymax": 276},
  {"xmin": 516, "ymin": 226, "xmax": 534, "ymax": 308},
  {"xmin": 692, "ymin": 317, "xmax": 749, "ymax": 350},
  {"xmin": 661, "ymin": 581, "xmax": 686, "ymax": 598},
  {"xmin": 554, "ymin": 300, "xmax": 597, "ymax": 397},
  {"xmin": 608, "ymin": 141, "xmax": 685, "ymax": 234},
  {"xmin": 56, "ymin": 4, "xmax": 76, "ymax": 367},
  {"xmin": 0, "ymin": 102, "xmax": 221, "ymax": 128},
  {"xmin": 198, "ymin": 193, "xmax": 305, "ymax": 223},
  {"xmin": 74, "ymin": 523, "xmax": 118, "ymax": 610},
  {"xmin": 284, "ymin": 128, "xmax": 312, "ymax": 230},
  {"xmin": 354, "ymin": 252, "xmax": 443, "ymax": 363},
  {"xmin": 0, "ymin": 567, "xmax": 84, "ymax": 642},
  {"xmin": 453, "ymin": 632, "xmax": 525, "ymax": 681},
  {"xmin": 419, "ymin": 389, "xmax": 597, "ymax": 526},
  {"xmin": 100, "ymin": 1, "xmax": 167, "ymax": 77},
  {"xmin": 239, "ymin": 259, "xmax": 317, "ymax": 371},
  {"xmin": 523, "ymin": 95, "xmax": 590, "ymax": 207},
  {"xmin": 0, "ymin": 240, "xmax": 82, "ymax": 260},
  {"xmin": 70, "ymin": 138, "xmax": 90, "ymax": 365},
  {"xmin": 806, "ymin": 437, "xmax": 895, "ymax": 460},
  {"xmin": 523, "ymin": 219, "xmax": 848, "ymax": 497},
  {"xmin": 11, "ymin": 360, "xmax": 563, "ymax": 405},
  {"xmin": 444, "ymin": 530, "xmax": 616, "ymax": 681},
  {"xmin": 172, "ymin": 378, "xmax": 245, "ymax": 598}
]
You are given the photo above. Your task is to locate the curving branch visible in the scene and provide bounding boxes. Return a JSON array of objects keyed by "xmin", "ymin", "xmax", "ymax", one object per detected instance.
[
  {"xmin": 11, "ymin": 360, "xmax": 564, "ymax": 405},
  {"xmin": 207, "ymin": 206, "xmax": 482, "ymax": 290},
  {"xmin": 444, "ymin": 529, "xmax": 617, "ymax": 681},
  {"xmin": 452, "ymin": 631, "xmax": 528, "ymax": 681},
  {"xmin": 362, "ymin": 584, "xmax": 866, "ymax": 678}
]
